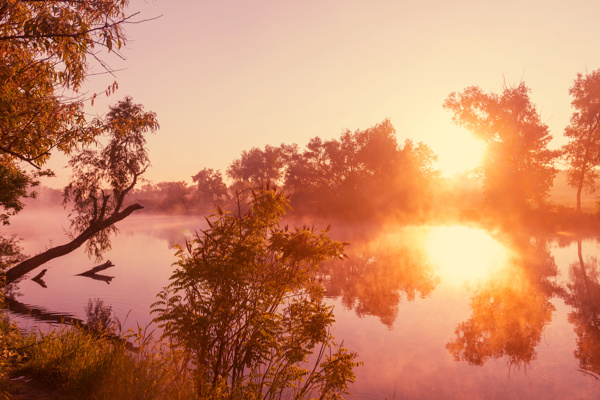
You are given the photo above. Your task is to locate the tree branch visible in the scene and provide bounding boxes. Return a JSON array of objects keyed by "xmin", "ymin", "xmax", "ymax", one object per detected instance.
[{"xmin": 3, "ymin": 203, "xmax": 143, "ymax": 284}]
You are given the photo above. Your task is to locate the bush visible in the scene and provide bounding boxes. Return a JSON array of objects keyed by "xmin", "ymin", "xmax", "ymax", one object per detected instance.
[{"xmin": 153, "ymin": 188, "xmax": 360, "ymax": 399}]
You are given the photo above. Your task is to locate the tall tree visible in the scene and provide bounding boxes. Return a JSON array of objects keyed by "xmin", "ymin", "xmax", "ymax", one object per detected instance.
[
  {"xmin": 562, "ymin": 69, "xmax": 600, "ymax": 213},
  {"xmin": 444, "ymin": 83, "xmax": 558, "ymax": 213},
  {"xmin": 0, "ymin": 0, "xmax": 141, "ymax": 223},
  {"xmin": 4, "ymin": 97, "xmax": 158, "ymax": 284}
]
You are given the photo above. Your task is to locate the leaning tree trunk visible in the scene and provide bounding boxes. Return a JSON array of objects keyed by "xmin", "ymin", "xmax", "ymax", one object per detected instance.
[{"xmin": 3, "ymin": 204, "xmax": 143, "ymax": 285}]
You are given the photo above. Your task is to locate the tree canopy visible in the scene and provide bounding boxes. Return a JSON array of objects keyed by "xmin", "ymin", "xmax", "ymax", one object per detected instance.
[
  {"xmin": 444, "ymin": 83, "xmax": 558, "ymax": 213},
  {"xmin": 284, "ymin": 119, "xmax": 439, "ymax": 219},
  {"xmin": 0, "ymin": 0, "xmax": 138, "ymax": 223},
  {"xmin": 562, "ymin": 69, "xmax": 600, "ymax": 213}
]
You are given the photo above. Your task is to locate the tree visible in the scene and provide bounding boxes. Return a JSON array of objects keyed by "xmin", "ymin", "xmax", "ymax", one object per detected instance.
[
  {"xmin": 284, "ymin": 120, "xmax": 439, "ymax": 219},
  {"xmin": 152, "ymin": 188, "xmax": 359, "ymax": 398},
  {"xmin": 156, "ymin": 181, "xmax": 194, "ymax": 214},
  {"xmin": 227, "ymin": 145, "xmax": 287, "ymax": 189},
  {"xmin": 0, "ymin": 0, "xmax": 140, "ymax": 223},
  {"xmin": 444, "ymin": 83, "xmax": 558, "ymax": 213},
  {"xmin": 3, "ymin": 97, "xmax": 158, "ymax": 284},
  {"xmin": 562, "ymin": 69, "xmax": 600, "ymax": 213},
  {"xmin": 192, "ymin": 168, "xmax": 229, "ymax": 211}
]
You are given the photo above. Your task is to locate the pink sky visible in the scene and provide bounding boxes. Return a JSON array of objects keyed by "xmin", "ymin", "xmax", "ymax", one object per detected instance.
[{"xmin": 44, "ymin": 0, "xmax": 600, "ymax": 187}]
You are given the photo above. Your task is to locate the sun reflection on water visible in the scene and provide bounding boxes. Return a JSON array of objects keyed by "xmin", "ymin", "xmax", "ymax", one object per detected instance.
[{"xmin": 425, "ymin": 226, "xmax": 508, "ymax": 285}]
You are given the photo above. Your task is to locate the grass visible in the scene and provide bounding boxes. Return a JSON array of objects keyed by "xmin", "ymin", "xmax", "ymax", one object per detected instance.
[
  {"xmin": 1, "ymin": 297, "xmax": 195, "ymax": 400},
  {"xmin": 17, "ymin": 326, "xmax": 194, "ymax": 400}
]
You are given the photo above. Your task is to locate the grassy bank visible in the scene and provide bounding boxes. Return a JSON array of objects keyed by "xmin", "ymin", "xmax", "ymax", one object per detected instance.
[{"xmin": 1, "ymin": 302, "xmax": 194, "ymax": 400}]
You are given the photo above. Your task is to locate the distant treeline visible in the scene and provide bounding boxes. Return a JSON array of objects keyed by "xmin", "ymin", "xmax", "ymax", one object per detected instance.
[{"xmin": 128, "ymin": 119, "xmax": 457, "ymax": 222}]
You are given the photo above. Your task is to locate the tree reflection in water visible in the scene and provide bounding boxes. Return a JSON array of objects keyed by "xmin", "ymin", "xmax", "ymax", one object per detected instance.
[
  {"xmin": 563, "ymin": 240, "xmax": 600, "ymax": 375},
  {"xmin": 320, "ymin": 229, "xmax": 439, "ymax": 328},
  {"xmin": 446, "ymin": 237, "xmax": 559, "ymax": 370}
]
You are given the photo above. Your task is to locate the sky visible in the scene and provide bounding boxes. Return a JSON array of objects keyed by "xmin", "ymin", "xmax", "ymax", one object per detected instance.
[{"xmin": 45, "ymin": 0, "xmax": 600, "ymax": 187}]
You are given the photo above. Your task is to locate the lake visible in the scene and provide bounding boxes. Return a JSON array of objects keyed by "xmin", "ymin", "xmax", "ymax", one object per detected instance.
[{"xmin": 5, "ymin": 211, "xmax": 600, "ymax": 399}]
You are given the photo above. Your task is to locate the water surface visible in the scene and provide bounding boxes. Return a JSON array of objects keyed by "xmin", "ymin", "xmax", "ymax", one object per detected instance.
[{"xmin": 6, "ymin": 213, "xmax": 600, "ymax": 399}]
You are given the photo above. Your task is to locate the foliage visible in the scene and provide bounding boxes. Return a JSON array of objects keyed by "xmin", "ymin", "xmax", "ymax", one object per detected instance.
[
  {"xmin": 562, "ymin": 69, "xmax": 600, "ymax": 213},
  {"xmin": 284, "ymin": 119, "xmax": 438, "ymax": 219},
  {"xmin": 128, "ymin": 120, "xmax": 438, "ymax": 220},
  {"xmin": 17, "ymin": 325, "xmax": 194, "ymax": 400},
  {"xmin": 192, "ymin": 168, "xmax": 230, "ymax": 212},
  {"xmin": 0, "ymin": 288, "xmax": 31, "ymax": 399},
  {"xmin": 227, "ymin": 145, "xmax": 289, "ymax": 188},
  {"xmin": 0, "ymin": 0, "xmax": 136, "ymax": 223},
  {"xmin": 63, "ymin": 96, "xmax": 158, "ymax": 259},
  {"xmin": 0, "ymin": 235, "xmax": 25, "ymax": 273},
  {"xmin": 153, "ymin": 188, "xmax": 360, "ymax": 399},
  {"xmin": 444, "ymin": 83, "xmax": 558, "ymax": 212},
  {"xmin": 86, "ymin": 299, "xmax": 117, "ymax": 334}
]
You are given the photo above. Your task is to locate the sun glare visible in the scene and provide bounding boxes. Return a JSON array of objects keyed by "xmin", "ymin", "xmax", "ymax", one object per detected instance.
[
  {"xmin": 434, "ymin": 127, "xmax": 486, "ymax": 177},
  {"xmin": 425, "ymin": 226, "xmax": 507, "ymax": 285}
]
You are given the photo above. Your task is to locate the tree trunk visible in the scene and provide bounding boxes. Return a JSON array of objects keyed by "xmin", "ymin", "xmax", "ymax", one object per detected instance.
[
  {"xmin": 577, "ymin": 180, "xmax": 583, "ymax": 214},
  {"xmin": 3, "ymin": 204, "xmax": 143, "ymax": 285}
]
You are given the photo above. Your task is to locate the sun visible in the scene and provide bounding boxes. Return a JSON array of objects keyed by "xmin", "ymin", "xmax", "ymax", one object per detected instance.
[{"xmin": 433, "ymin": 126, "xmax": 486, "ymax": 177}]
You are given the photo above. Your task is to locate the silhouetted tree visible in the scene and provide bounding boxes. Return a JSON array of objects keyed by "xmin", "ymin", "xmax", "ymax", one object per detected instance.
[
  {"xmin": 3, "ymin": 97, "xmax": 158, "ymax": 284},
  {"xmin": 284, "ymin": 120, "xmax": 438, "ymax": 219},
  {"xmin": 192, "ymin": 168, "xmax": 229, "ymax": 211},
  {"xmin": 562, "ymin": 70, "xmax": 600, "ymax": 213},
  {"xmin": 227, "ymin": 145, "xmax": 287, "ymax": 188},
  {"xmin": 444, "ymin": 83, "xmax": 558, "ymax": 214},
  {"xmin": 156, "ymin": 181, "xmax": 194, "ymax": 214}
]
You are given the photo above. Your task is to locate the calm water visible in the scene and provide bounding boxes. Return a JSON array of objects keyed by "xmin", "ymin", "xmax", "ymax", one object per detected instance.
[{"xmin": 5, "ymin": 212, "xmax": 600, "ymax": 399}]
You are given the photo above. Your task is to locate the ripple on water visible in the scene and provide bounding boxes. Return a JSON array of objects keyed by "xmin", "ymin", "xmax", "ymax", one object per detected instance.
[{"xmin": 535, "ymin": 364, "xmax": 600, "ymax": 387}]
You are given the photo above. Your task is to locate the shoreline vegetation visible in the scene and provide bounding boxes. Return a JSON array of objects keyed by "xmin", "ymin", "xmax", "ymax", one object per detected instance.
[{"xmin": 1, "ymin": 189, "xmax": 360, "ymax": 399}]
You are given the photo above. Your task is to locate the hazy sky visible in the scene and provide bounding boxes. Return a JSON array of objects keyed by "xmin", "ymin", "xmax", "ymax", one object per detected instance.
[{"xmin": 45, "ymin": 0, "xmax": 600, "ymax": 187}]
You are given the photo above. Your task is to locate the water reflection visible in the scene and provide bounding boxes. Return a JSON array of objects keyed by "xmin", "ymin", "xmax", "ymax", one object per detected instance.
[
  {"xmin": 446, "ymin": 236, "xmax": 559, "ymax": 370},
  {"xmin": 324, "ymin": 225, "xmax": 567, "ymax": 373},
  {"xmin": 7, "ymin": 216, "xmax": 600, "ymax": 397},
  {"xmin": 322, "ymin": 225, "xmax": 515, "ymax": 327},
  {"xmin": 426, "ymin": 226, "xmax": 507, "ymax": 285},
  {"xmin": 563, "ymin": 240, "xmax": 600, "ymax": 375},
  {"xmin": 321, "ymin": 228, "xmax": 439, "ymax": 327}
]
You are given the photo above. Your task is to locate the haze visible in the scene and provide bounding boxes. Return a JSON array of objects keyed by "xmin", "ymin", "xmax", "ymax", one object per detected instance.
[{"xmin": 43, "ymin": 0, "xmax": 600, "ymax": 187}]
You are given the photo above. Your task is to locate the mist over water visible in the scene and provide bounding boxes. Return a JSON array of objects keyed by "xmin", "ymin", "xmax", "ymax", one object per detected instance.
[{"xmin": 6, "ymin": 208, "xmax": 600, "ymax": 399}]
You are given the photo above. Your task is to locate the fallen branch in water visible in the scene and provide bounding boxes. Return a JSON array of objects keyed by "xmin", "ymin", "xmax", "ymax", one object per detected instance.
[
  {"xmin": 31, "ymin": 269, "xmax": 48, "ymax": 288},
  {"xmin": 76, "ymin": 260, "xmax": 115, "ymax": 276}
]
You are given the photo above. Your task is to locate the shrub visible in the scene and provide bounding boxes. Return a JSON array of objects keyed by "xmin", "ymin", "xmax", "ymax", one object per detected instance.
[{"xmin": 153, "ymin": 188, "xmax": 360, "ymax": 398}]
